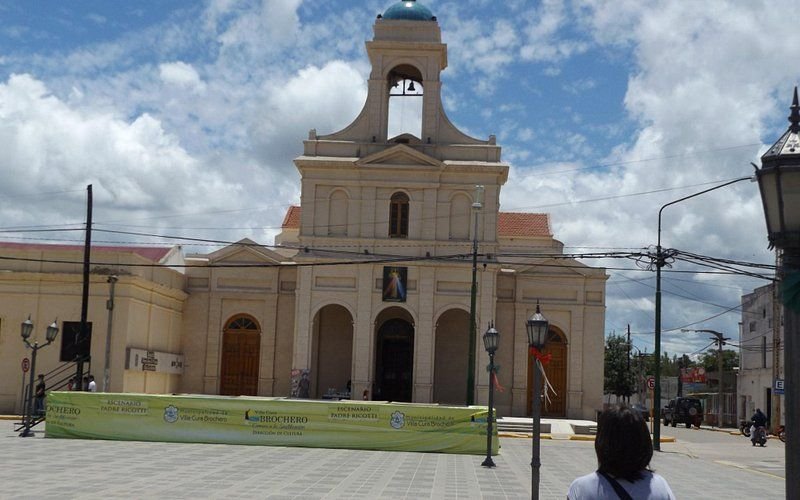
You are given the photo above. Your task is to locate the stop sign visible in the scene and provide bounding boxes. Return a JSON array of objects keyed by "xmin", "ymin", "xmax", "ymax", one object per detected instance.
[{"xmin": 21, "ymin": 358, "xmax": 30, "ymax": 373}]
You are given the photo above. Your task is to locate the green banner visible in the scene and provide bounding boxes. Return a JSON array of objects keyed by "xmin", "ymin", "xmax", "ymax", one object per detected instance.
[{"xmin": 45, "ymin": 392, "xmax": 498, "ymax": 455}]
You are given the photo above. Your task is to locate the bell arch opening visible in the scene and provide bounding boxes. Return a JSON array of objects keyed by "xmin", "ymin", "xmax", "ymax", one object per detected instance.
[{"xmin": 387, "ymin": 65, "xmax": 423, "ymax": 140}]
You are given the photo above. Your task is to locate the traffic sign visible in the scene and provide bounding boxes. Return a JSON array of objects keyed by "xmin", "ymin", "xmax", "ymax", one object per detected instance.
[
  {"xmin": 646, "ymin": 376, "xmax": 656, "ymax": 390},
  {"xmin": 21, "ymin": 357, "xmax": 30, "ymax": 373},
  {"xmin": 775, "ymin": 378, "xmax": 785, "ymax": 395}
]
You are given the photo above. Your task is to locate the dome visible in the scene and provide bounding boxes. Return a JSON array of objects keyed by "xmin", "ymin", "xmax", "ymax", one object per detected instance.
[{"xmin": 382, "ymin": 0, "xmax": 435, "ymax": 21}]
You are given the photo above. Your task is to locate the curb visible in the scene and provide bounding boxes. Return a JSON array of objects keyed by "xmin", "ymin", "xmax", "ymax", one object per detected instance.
[{"xmin": 498, "ymin": 432, "xmax": 676, "ymax": 443}]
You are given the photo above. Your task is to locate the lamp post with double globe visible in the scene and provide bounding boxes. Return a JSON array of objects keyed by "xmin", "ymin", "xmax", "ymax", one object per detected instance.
[{"xmin": 19, "ymin": 316, "xmax": 59, "ymax": 437}]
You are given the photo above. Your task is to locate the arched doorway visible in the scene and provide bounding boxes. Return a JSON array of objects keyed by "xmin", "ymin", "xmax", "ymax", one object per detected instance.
[
  {"xmin": 220, "ymin": 315, "xmax": 261, "ymax": 396},
  {"xmin": 375, "ymin": 314, "xmax": 414, "ymax": 402},
  {"xmin": 528, "ymin": 327, "xmax": 568, "ymax": 417},
  {"xmin": 433, "ymin": 308, "xmax": 469, "ymax": 405},
  {"xmin": 311, "ymin": 304, "xmax": 354, "ymax": 398}
]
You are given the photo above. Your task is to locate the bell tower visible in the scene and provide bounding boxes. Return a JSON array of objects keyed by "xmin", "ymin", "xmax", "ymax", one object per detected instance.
[{"xmin": 294, "ymin": 0, "xmax": 508, "ymax": 250}]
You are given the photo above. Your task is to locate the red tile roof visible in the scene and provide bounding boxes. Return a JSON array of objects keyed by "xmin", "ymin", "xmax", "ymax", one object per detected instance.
[
  {"xmin": 280, "ymin": 206, "xmax": 549, "ymax": 236},
  {"xmin": 0, "ymin": 241, "xmax": 174, "ymax": 262},
  {"xmin": 282, "ymin": 206, "xmax": 302, "ymax": 228},
  {"xmin": 497, "ymin": 212, "xmax": 551, "ymax": 238}
]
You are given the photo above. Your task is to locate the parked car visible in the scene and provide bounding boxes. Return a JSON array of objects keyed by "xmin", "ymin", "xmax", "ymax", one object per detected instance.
[
  {"xmin": 662, "ymin": 397, "xmax": 703, "ymax": 428},
  {"xmin": 631, "ymin": 403, "xmax": 650, "ymax": 422}
]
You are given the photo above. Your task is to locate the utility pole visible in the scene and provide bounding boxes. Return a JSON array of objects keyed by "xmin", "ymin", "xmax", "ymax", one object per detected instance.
[
  {"xmin": 466, "ymin": 185, "xmax": 483, "ymax": 406},
  {"xmin": 76, "ymin": 184, "xmax": 93, "ymax": 389},
  {"xmin": 716, "ymin": 335, "xmax": 725, "ymax": 427},
  {"xmin": 626, "ymin": 324, "xmax": 631, "ymax": 404},
  {"xmin": 103, "ymin": 275, "xmax": 118, "ymax": 392},
  {"xmin": 683, "ymin": 328, "xmax": 729, "ymax": 427}
]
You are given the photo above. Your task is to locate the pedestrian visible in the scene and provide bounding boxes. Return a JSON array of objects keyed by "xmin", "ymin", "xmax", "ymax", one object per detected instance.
[
  {"xmin": 567, "ymin": 405, "xmax": 676, "ymax": 499},
  {"xmin": 87, "ymin": 374, "xmax": 97, "ymax": 392},
  {"xmin": 297, "ymin": 371, "xmax": 310, "ymax": 398},
  {"xmin": 34, "ymin": 374, "xmax": 46, "ymax": 416},
  {"xmin": 67, "ymin": 377, "xmax": 75, "ymax": 391}
]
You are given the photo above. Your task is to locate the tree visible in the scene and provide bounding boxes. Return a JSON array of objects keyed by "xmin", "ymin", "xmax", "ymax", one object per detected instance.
[
  {"xmin": 698, "ymin": 349, "xmax": 739, "ymax": 372},
  {"xmin": 604, "ymin": 334, "xmax": 635, "ymax": 399}
]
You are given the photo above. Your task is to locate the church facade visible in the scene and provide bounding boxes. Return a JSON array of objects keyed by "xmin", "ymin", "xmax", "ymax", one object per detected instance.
[
  {"xmin": 179, "ymin": 1, "xmax": 607, "ymax": 420},
  {"xmin": 0, "ymin": 1, "xmax": 606, "ymax": 420}
]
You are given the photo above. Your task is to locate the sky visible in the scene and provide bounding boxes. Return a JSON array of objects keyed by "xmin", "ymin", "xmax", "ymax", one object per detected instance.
[{"xmin": 1, "ymin": 0, "xmax": 799, "ymax": 360}]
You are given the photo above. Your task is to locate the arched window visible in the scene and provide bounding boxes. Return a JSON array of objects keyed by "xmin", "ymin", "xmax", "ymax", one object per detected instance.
[
  {"xmin": 226, "ymin": 316, "xmax": 258, "ymax": 330},
  {"xmin": 389, "ymin": 192, "xmax": 409, "ymax": 238}
]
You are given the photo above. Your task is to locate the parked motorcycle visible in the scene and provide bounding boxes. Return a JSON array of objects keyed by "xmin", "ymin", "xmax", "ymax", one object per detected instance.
[
  {"xmin": 776, "ymin": 424, "xmax": 785, "ymax": 443},
  {"xmin": 739, "ymin": 420, "xmax": 752, "ymax": 437}
]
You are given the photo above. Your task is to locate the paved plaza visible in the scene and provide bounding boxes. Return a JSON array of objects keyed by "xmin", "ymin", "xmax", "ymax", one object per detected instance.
[{"xmin": 1, "ymin": 421, "xmax": 784, "ymax": 499}]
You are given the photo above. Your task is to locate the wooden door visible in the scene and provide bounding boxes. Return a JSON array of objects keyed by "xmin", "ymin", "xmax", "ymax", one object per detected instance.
[
  {"xmin": 220, "ymin": 316, "xmax": 260, "ymax": 396},
  {"xmin": 376, "ymin": 318, "xmax": 414, "ymax": 402},
  {"xmin": 528, "ymin": 329, "xmax": 568, "ymax": 417}
]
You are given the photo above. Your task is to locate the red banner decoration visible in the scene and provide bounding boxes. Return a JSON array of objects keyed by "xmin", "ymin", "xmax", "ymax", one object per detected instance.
[
  {"xmin": 529, "ymin": 346, "xmax": 552, "ymax": 365},
  {"xmin": 491, "ymin": 372, "xmax": 505, "ymax": 393}
]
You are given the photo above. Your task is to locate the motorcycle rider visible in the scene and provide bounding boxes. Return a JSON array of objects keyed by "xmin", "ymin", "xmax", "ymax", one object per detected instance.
[{"xmin": 750, "ymin": 408, "xmax": 767, "ymax": 446}]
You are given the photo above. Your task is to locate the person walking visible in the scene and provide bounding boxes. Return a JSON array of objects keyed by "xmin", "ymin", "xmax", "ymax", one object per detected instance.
[
  {"xmin": 568, "ymin": 405, "xmax": 676, "ymax": 499},
  {"xmin": 87, "ymin": 374, "xmax": 97, "ymax": 392},
  {"xmin": 34, "ymin": 374, "xmax": 46, "ymax": 416}
]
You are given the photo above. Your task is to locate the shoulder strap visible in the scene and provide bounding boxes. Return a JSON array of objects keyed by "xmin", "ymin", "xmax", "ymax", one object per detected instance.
[{"xmin": 596, "ymin": 471, "xmax": 633, "ymax": 500}]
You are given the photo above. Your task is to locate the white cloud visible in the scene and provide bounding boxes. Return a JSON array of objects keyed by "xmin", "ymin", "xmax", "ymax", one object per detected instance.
[
  {"xmin": 0, "ymin": 73, "xmax": 241, "ymax": 228},
  {"xmin": 159, "ymin": 61, "xmax": 205, "ymax": 92}
]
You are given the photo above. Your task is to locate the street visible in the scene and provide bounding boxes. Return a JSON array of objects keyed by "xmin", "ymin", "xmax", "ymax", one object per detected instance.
[{"xmin": 0, "ymin": 421, "xmax": 785, "ymax": 499}]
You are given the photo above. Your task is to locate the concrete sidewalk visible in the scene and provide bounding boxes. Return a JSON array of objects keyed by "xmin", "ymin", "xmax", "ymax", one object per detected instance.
[{"xmin": 0, "ymin": 420, "xmax": 784, "ymax": 499}]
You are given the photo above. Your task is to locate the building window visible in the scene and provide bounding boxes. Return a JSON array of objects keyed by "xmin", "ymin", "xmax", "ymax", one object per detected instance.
[
  {"xmin": 226, "ymin": 316, "xmax": 258, "ymax": 330},
  {"xmin": 749, "ymin": 321, "xmax": 757, "ymax": 332},
  {"xmin": 762, "ymin": 336, "xmax": 767, "ymax": 368},
  {"xmin": 389, "ymin": 192, "xmax": 409, "ymax": 238}
]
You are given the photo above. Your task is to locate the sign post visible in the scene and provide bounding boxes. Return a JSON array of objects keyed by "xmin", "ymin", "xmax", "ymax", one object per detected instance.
[
  {"xmin": 647, "ymin": 376, "xmax": 656, "ymax": 434},
  {"xmin": 20, "ymin": 357, "xmax": 30, "ymax": 411}
]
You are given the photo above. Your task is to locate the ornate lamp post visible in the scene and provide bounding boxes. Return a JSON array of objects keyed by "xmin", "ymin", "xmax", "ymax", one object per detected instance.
[
  {"xmin": 481, "ymin": 322, "xmax": 499, "ymax": 468},
  {"xmin": 526, "ymin": 303, "xmax": 549, "ymax": 500},
  {"xmin": 19, "ymin": 316, "xmax": 59, "ymax": 437},
  {"xmin": 755, "ymin": 86, "xmax": 800, "ymax": 499}
]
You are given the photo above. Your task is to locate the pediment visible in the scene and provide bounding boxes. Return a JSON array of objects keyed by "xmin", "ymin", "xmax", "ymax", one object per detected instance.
[
  {"xmin": 206, "ymin": 238, "xmax": 286, "ymax": 265},
  {"xmin": 357, "ymin": 144, "xmax": 443, "ymax": 169}
]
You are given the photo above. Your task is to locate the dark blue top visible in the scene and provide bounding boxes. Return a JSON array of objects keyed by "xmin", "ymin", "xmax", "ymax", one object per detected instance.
[{"xmin": 383, "ymin": 0, "xmax": 435, "ymax": 21}]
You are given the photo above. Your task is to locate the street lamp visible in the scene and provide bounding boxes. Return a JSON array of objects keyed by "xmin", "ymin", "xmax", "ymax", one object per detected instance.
[
  {"xmin": 652, "ymin": 175, "xmax": 752, "ymax": 449},
  {"xmin": 466, "ymin": 185, "xmax": 484, "ymax": 405},
  {"xmin": 526, "ymin": 303, "xmax": 549, "ymax": 500},
  {"xmin": 481, "ymin": 322, "xmax": 499, "ymax": 468},
  {"xmin": 19, "ymin": 316, "xmax": 59, "ymax": 437},
  {"xmin": 755, "ymin": 86, "xmax": 800, "ymax": 499},
  {"xmin": 681, "ymin": 329, "xmax": 729, "ymax": 427}
]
